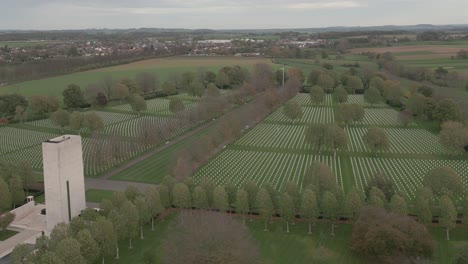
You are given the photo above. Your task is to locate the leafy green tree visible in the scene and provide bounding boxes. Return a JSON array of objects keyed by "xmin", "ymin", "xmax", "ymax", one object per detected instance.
[
  {"xmin": 336, "ymin": 104, "xmax": 365, "ymax": 126},
  {"xmin": 307, "ymin": 69, "xmax": 323, "ymax": 86},
  {"xmin": 28, "ymin": 95, "xmax": 59, "ymax": 115},
  {"xmin": 0, "ymin": 178, "xmax": 12, "ymax": 211},
  {"xmin": 242, "ymin": 180, "xmax": 258, "ymax": 220},
  {"xmin": 120, "ymin": 201, "xmax": 139, "ymax": 248},
  {"xmin": 192, "ymin": 186, "xmax": 208, "ymax": 210},
  {"xmin": 326, "ymin": 124, "xmax": 347, "ymax": 157},
  {"xmin": 14, "ymin": 105, "xmax": 26, "ymax": 123},
  {"xmin": 91, "ymin": 217, "xmax": 117, "ymax": 264},
  {"xmin": 69, "ymin": 112, "xmax": 85, "ymax": 134},
  {"xmin": 135, "ymin": 196, "xmax": 151, "ymax": 239},
  {"xmin": 368, "ymin": 186, "xmax": 386, "ymax": 208},
  {"xmin": 0, "ymin": 94, "xmax": 28, "ymax": 117},
  {"xmin": 282, "ymin": 100, "xmax": 303, "ymax": 124},
  {"xmin": 389, "ymin": 194, "xmax": 408, "ymax": 215},
  {"xmin": 205, "ymin": 83, "xmax": 221, "ymax": 97},
  {"xmin": 424, "ymin": 167, "xmax": 463, "ymax": 197},
  {"xmin": 215, "ymin": 71, "xmax": 230, "ymax": 89},
  {"xmin": 332, "ymin": 86, "xmax": 348, "ymax": 103},
  {"xmin": 363, "ymin": 127, "xmax": 390, "ymax": 155},
  {"xmin": 84, "ymin": 112, "xmax": 104, "ymax": 132},
  {"xmin": 407, "ymin": 93, "xmax": 427, "ymax": 117},
  {"xmin": 439, "ymin": 195, "xmax": 457, "ymax": 240},
  {"xmin": 321, "ymin": 191, "xmax": 339, "ymax": 236},
  {"xmin": 256, "ymin": 188, "xmax": 274, "ymax": 231},
  {"xmin": 158, "ymin": 185, "xmax": 171, "ymax": 212},
  {"xmin": 120, "ymin": 78, "xmax": 141, "ymax": 94},
  {"xmin": 463, "ymin": 192, "xmax": 468, "ymax": 225},
  {"xmin": 161, "ymin": 81, "xmax": 176, "ymax": 95},
  {"xmin": 200, "ymin": 178, "xmax": 216, "ymax": 208},
  {"xmin": 188, "ymin": 81, "xmax": 205, "ymax": 97},
  {"xmin": 76, "ymin": 229, "xmax": 99, "ymax": 264},
  {"xmin": 0, "ymin": 212, "xmax": 15, "ymax": 231},
  {"xmin": 383, "ymin": 80, "xmax": 403, "ymax": 106},
  {"xmin": 112, "ymin": 83, "xmax": 130, "ymax": 102},
  {"xmin": 303, "ymin": 162, "xmax": 339, "ymax": 198},
  {"xmin": 279, "ymin": 193, "xmax": 294, "ymax": 233},
  {"xmin": 317, "ymin": 74, "xmax": 335, "ymax": 93},
  {"xmin": 346, "ymin": 76, "xmax": 363, "ymax": 93},
  {"xmin": 301, "ymin": 188, "xmax": 318, "ymax": 234},
  {"xmin": 439, "ymin": 121, "xmax": 468, "ymax": 153},
  {"xmin": 434, "ymin": 98, "xmax": 463, "ymax": 123},
  {"xmin": 10, "ymin": 244, "xmax": 32, "ymax": 264},
  {"xmin": 50, "ymin": 109, "xmax": 70, "ymax": 132},
  {"xmin": 345, "ymin": 187, "xmax": 363, "ymax": 220},
  {"xmin": 169, "ymin": 98, "xmax": 185, "ymax": 114},
  {"xmin": 304, "ymin": 123, "xmax": 330, "ymax": 153},
  {"xmin": 369, "ymin": 76, "xmax": 385, "ymax": 94},
  {"xmin": 124, "ymin": 186, "xmax": 139, "ymax": 203},
  {"xmin": 9, "ymin": 174, "xmax": 24, "ymax": 208},
  {"xmin": 415, "ymin": 187, "xmax": 433, "ymax": 225},
  {"xmin": 213, "ymin": 186, "xmax": 229, "ymax": 213},
  {"xmin": 144, "ymin": 187, "xmax": 162, "ymax": 231},
  {"xmin": 363, "ymin": 87, "xmax": 382, "ymax": 105},
  {"xmin": 172, "ymin": 183, "xmax": 191, "ymax": 210},
  {"xmin": 235, "ymin": 189, "xmax": 249, "ymax": 224},
  {"xmin": 63, "ymin": 84, "xmax": 85, "ymax": 109},
  {"xmin": 55, "ymin": 238, "xmax": 86, "ymax": 264},
  {"xmin": 129, "ymin": 95, "xmax": 147, "ymax": 115},
  {"xmin": 309, "ymin": 85, "xmax": 325, "ymax": 104},
  {"xmin": 224, "ymin": 182, "xmax": 237, "ymax": 214}
]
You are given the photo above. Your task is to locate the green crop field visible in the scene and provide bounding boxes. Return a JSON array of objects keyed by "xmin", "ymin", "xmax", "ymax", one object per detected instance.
[{"xmin": 0, "ymin": 56, "xmax": 274, "ymax": 98}]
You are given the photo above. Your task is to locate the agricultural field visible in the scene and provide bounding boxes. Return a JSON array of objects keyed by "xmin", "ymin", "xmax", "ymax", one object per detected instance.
[
  {"xmin": 0, "ymin": 56, "xmax": 275, "ymax": 98},
  {"xmin": 350, "ymin": 44, "xmax": 468, "ymax": 76}
]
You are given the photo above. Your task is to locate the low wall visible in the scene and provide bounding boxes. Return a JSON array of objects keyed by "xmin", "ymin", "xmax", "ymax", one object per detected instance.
[{"xmin": 9, "ymin": 201, "xmax": 35, "ymax": 221}]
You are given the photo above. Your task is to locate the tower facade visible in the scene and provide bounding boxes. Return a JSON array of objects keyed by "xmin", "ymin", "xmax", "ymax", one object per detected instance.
[{"xmin": 42, "ymin": 135, "xmax": 86, "ymax": 232}]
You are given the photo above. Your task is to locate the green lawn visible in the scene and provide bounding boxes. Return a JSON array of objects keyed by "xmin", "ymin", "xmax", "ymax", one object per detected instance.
[
  {"xmin": 85, "ymin": 189, "xmax": 115, "ymax": 203},
  {"xmin": 0, "ymin": 229, "xmax": 18, "ymax": 241},
  {"xmin": 110, "ymin": 124, "xmax": 211, "ymax": 184},
  {"xmin": 0, "ymin": 56, "xmax": 274, "ymax": 99},
  {"xmin": 97, "ymin": 210, "xmax": 467, "ymax": 264}
]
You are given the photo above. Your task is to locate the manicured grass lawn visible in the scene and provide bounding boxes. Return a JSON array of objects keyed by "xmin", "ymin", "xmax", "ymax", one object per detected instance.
[
  {"xmin": 0, "ymin": 56, "xmax": 274, "ymax": 99},
  {"xmin": 85, "ymin": 189, "xmax": 115, "ymax": 203},
  {"xmin": 98, "ymin": 210, "xmax": 466, "ymax": 264},
  {"xmin": 110, "ymin": 124, "xmax": 211, "ymax": 184},
  {"xmin": 247, "ymin": 219, "xmax": 363, "ymax": 264},
  {"xmin": 0, "ymin": 229, "xmax": 18, "ymax": 241}
]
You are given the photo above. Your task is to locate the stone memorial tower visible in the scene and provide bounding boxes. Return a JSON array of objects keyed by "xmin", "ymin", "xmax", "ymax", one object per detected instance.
[{"xmin": 42, "ymin": 135, "xmax": 86, "ymax": 232}]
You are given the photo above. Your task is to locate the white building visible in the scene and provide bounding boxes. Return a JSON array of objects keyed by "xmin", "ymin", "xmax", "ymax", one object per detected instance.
[{"xmin": 42, "ymin": 135, "xmax": 86, "ymax": 232}]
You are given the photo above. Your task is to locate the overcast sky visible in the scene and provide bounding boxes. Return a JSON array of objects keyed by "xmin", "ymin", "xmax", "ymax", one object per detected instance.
[{"xmin": 2, "ymin": 0, "xmax": 468, "ymax": 30}]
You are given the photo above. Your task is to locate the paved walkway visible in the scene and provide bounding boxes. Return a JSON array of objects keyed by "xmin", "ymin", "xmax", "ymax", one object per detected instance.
[{"xmin": 85, "ymin": 178, "xmax": 156, "ymax": 192}]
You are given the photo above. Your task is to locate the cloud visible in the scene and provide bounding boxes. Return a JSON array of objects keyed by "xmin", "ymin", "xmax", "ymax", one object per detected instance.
[{"xmin": 287, "ymin": 1, "xmax": 364, "ymax": 9}]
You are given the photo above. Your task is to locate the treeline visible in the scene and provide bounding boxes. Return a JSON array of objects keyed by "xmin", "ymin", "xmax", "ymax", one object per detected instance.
[
  {"xmin": 0, "ymin": 53, "xmax": 166, "ymax": 84},
  {"xmin": 7, "ymin": 160, "xmax": 468, "ymax": 263},
  {"xmin": 0, "ymin": 160, "xmax": 35, "ymax": 231}
]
